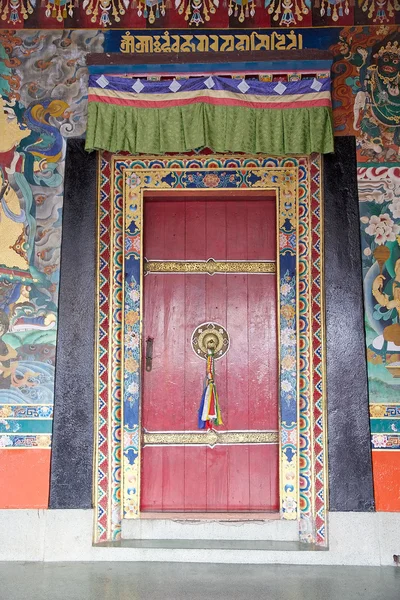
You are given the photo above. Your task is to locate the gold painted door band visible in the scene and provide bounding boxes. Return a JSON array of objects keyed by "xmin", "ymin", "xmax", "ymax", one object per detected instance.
[
  {"xmin": 144, "ymin": 258, "xmax": 276, "ymax": 275},
  {"xmin": 143, "ymin": 429, "xmax": 279, "ymax": 448}
]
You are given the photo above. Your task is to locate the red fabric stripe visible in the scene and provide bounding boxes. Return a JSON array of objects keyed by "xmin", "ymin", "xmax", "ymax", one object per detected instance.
[{"xmin": 88, "ymin": 93, "xmax": 331, "ymax": 110}]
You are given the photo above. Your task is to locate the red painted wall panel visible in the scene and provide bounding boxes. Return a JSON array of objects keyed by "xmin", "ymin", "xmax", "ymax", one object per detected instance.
[
  {"xmin": 0, "ymin": 450, "xmax": 50, "ymax": 508},
  {"xmin": 372, "ymin": 451, "xmax": 400, "ymax": 512}
]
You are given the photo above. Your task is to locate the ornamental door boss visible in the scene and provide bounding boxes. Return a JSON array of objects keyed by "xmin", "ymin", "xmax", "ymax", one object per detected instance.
[{"xmin": 95, "ymin": 154, "xmax": 327, "ymax": 547}]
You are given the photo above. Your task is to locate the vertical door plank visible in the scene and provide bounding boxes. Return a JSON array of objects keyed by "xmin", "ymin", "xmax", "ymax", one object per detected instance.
[
  {"xmin": 144, "ymin": 200, "xmax": 165, "ymax": 259},
  {"xmin": 206, "ymin": 199, "xmax": 227, "ymax": 260},
  {"xmin": 206, "ymin": 445, "xmax": 228, "ymax": 511},
  {"xmin": 247, "ymin": 197, "xmax": 276, "ymax": 260},
  {"xmin": 205, "ymin": 200, "xmax": 229, "ymax": 510},
  {"xmin": 248, "ymin": 275, "xmax": 279, "ymax": 431},
  {"xmin": 161, "ymin": 201, "xmax": 186, "ymax": 509},
  {"xmin": 142, "ymin": 273, "xmax": 165, "ymax": 431},
  {"xmin": 162, "ymin": 447, "xmax": 185, "ymax": 511},
  {"xmin": 184, "ymin": 200, "xmax": 207, "ymax": 510},
  {"xmin": 249, "ymin": 445, "xmax": 279, "ymax": 511},
  {"xmin": 226, "ymin": 200, "xmax": 249, "ymax": 510},
  {"xmin": 140, "ymin": 447, "xmax": 164, "ymax": 511},
  {"xmin": 141, "ymin": 200, "xmax": 167, "ymax": 510},
  {"xmin": 143, "ymin": 199, "xmax": 166, "ymax": 431},
  {"xmin": 184, "ymin": 446, "xmax": 207, "ymax": 511}
]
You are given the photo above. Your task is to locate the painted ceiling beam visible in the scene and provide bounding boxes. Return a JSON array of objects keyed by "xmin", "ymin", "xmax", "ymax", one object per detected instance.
[{"xmin": 87, "ymin": 50, "xmax": 333, "ymax": 76}]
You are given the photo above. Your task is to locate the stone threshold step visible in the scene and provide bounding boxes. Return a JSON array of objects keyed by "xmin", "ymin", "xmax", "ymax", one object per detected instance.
[
  {"xmin": 95, "ymin": 539, "xmax": 327, "ymax": 552},
  {"xmin": 121, "ymin": 517, "xmax": 298, "ymax": 541}
]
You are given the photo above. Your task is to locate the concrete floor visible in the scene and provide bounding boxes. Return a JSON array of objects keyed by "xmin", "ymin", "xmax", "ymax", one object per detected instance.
[{"xmin": 2, "ymin": 562, "xmax": 399, "ymax": 600}]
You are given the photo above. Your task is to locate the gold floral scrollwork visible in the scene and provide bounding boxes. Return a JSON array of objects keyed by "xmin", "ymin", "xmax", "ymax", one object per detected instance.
[
  {"xmin": 144, "ymin": 258, "xmax": 276, "ymax": 275},
  {"xmin": 143, "ymin": 430, "xmax": 279, "ymax": 448}
]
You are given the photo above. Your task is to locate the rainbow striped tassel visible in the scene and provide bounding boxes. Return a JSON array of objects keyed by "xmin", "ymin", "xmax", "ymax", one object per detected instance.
[{"xmin": 198, "ymin": 352, "xmax": 223, "ymax": 430}]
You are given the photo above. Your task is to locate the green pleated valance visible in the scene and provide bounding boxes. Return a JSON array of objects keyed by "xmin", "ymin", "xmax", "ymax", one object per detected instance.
[{"xmin": 86, "ymin": 74, "xmax": 334, "ymax": 156}]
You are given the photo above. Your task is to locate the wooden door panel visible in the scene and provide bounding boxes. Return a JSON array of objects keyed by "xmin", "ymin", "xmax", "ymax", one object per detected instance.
[
  {"xmin": 184, "ymin": 275, "xmax": 207, "ymax": 431},
  {"xmin": 249, "ymin": 445, "xmax": 279, "ymax": 511},
  {"xmin": 141, "ymin": 446, "xmax": 163, "ymax": 511},
  {"xmin": 141, "ymin": 195, "xmax": 279, "ymax": 513},
  {"xmin": 248, "ymin": 275, "xmax": 279, "ymax": 430}
]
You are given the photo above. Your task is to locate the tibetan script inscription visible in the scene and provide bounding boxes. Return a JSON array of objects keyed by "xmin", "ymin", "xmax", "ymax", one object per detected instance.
[{"xmin": 120, "ymin": 30, "xmax": 303, "ymax": 54}]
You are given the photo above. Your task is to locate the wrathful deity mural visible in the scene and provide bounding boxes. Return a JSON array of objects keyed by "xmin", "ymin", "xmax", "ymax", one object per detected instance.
[{"xmin": 0, "ymin": 25, "xmax": 399, "ymax": 509}]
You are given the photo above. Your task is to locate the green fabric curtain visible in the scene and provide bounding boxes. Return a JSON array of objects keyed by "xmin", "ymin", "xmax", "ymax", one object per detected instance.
[{"xmin": 85, "ymin": 102, "xmax": 334, "ymax": 156}]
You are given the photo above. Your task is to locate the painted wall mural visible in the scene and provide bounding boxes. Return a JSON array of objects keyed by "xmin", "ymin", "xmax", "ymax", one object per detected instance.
[
  {"xmin": 0, "ymin": 24, "xmax": 399, "ymax": 510},
  {"xmin": 0, "ymin": 0, "xmax": 398, "ymax": 28},
  {"xmin": 0, "ymin": 29, "xmax": 103, "ymax": 506},
  {"xmin": 331, "ymin": 26, "xmax": 400, "ymax": 510}
]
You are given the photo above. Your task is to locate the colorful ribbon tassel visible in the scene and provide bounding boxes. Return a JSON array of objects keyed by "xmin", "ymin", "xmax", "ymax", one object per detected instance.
[{"xmin": 198, "ymin": 351, "xmax": 223, "ymax": 429}]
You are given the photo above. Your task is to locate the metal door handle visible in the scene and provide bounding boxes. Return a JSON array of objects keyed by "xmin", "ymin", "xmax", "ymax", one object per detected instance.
[{"xmin": 145, "ymin": 337, "xmax": 154, "ymax": 372}]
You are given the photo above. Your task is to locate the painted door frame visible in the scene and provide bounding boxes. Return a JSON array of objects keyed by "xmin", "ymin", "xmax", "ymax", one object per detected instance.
[{"xmin": 94, "ymin": 152, "xmax": 327, "ymax": 546}]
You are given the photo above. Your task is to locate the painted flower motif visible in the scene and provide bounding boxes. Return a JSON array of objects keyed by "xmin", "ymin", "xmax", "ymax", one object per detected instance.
[
  {"xmin": 281, "ymin": 354, "xmax": 296, "ymax": 371},
  {"xmin": 282, "ymin": 497, "xmax": 297, "ymax": 513},
  {"xmin": 124, "ymin": 430, "xmax": 138, "ymax": 448},
  {"xmin": 126, "ymin": 236, "xmax": 140, "ymax": 254},
  {"xmin": 365, "ymin": 213, "xmax": 400, "ymax": 245},
  {"xmin": 0, "ymin": 406, "xmax": 12, "ymax": 418},
  {"xmin": 124, "ymin": 504, "xmax": 139, "ymax": 519},
  {"xmin": 281, "ymin": 304, "xmax": 295, "ymax": 321},
  {"xmin": 203, "ymin": 173, "xmax": 220, "ymax": 188},
  {"xmin": 281, "ymin": 327, "xmax": 296, "ymax": 347},
  {"xmin": 125, "ymin": 311, "xmax": 139, "ymax": 326},
  {"xmin": 281, "ymin": 379, "xmax": 293, "ymax": 393},
  {"xmin": 129, "ymin": 288, "xmax": 140, "ymax": 303},
  {"xmin": 369, "ymin": 405, "xmax": 386, "ymax": 418},
  {"xmin": 125, "ymin": 333, "xmax": 139, "ymax": 349},
  {"xmin": 126, "ymin": 173, "xmax": 141, "ymax": 189},
  {"xmin": 112, "ymin": 505, "xmax": 121, "ymax": 526},
  {"xmin": 388, "ymin": 200, "xmax": 400, "ymax": 220},
  {"xmin": 281, "ymin": 283, "xmax": 292, "ymax": 297},
  {"xmin": 38, "ymin": 406, "xmax": 52, "ymax": 418},
  {"xmin": 373, "ymin": 434, "xmax": 387, "ymax": 448},
  {"xmin": 36, "ymin": 435, "xmax": 51, "ymax": 448},
  {"xmin": 128, "ymin": 380, "xmax": 139, "ymax": 395},
  {"xmin": 125, "ymin": 358, "xmax": 139, "ymax": 373},
  {"xmin": 360, "ymin": 216, "xmax": 370, "ymax": 224},
  {"xmin": 364, "ymin": 247, "xmax": 372, "ymax": 256},
  {"xmin": 0, "ymin": 436, "xmax": 12, "ymax": 447}
]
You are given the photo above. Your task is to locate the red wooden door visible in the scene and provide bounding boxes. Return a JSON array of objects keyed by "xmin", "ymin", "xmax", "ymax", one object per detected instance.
[{"xmin": 141, "ymin": 192, "xmax": 279, "ymax": 513}]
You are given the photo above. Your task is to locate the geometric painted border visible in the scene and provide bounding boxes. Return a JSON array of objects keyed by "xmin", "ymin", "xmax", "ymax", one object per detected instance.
[{"xmin": 95, "ymin": 153, "xmax": 327, "ymax": 546}]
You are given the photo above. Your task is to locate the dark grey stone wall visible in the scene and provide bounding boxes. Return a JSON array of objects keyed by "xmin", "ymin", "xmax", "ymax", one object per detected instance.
[
  {"xmin": 49, "ymin": 140, "xmax": 96, "ymax": 509},
  {"xmin": 323, "ymin": 136, "xmax": 374, "ymax": 511}
]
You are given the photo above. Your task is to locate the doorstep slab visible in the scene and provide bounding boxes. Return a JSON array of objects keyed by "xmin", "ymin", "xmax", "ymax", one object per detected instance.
[{"xmin": 121, "ymin": 517, "xmax": 298, "ymax": 541}]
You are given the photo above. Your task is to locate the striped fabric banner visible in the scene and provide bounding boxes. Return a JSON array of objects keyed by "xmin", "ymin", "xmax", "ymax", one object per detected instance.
[
  {"xmin": 86, "ymin": 73, "xmax": 334, "ymax": 155},
  {"xmin": 88, "ymin": 74, "xmax": 331, "ymax": 111}
]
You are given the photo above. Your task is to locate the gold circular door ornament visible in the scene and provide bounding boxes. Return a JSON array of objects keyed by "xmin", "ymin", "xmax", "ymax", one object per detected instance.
[{"xmin": 191, "ymin": 322, "xmax": 230, "ymax": 360}]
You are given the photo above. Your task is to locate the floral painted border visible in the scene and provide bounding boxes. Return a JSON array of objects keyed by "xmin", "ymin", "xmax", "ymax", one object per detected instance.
[{"xmin": 95, "ymin": 153, "xmax": 327, "ymax": 546}]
